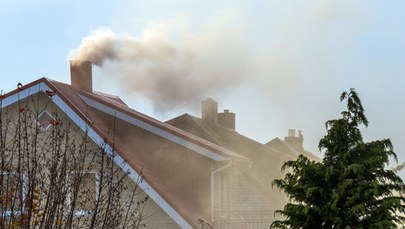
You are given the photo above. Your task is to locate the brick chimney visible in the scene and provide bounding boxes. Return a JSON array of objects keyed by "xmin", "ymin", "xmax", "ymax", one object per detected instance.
[
  {"xmin": 218, "ymin": 109, "xmax": 235, "ymax": 130},
  {"xmin": 70, "ymin": 60, "xmax": 92, "ymax": 92},
  {"xmin": 202, "ymin": 98, "xmax": 218, "ymax": 124},
  {"xmin": 284, "ymin": 129, "xmax": 304, "ymax": 152}
]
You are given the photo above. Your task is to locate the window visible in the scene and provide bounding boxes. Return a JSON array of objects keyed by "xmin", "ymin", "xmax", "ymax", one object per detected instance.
[
  {"xmin": 68, "ymin": 172, "xmax": 99, "ymax": 216},
  {"xmin": 35, "ymin": 110, "xmax": 54, "ymax": 131},
  {"xmin": 0, "ymin": 172, "xmax": 24, "ymax": 216}
]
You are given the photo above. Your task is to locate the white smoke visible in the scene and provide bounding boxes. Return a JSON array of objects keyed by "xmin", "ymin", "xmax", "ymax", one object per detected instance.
[
  {"xmin": 66, "ymin": 1, "xmax": 405, "ymax": 170},
  {"xmin": 69, "ymin": 17, "xmax": 250, "ymax": 112}
]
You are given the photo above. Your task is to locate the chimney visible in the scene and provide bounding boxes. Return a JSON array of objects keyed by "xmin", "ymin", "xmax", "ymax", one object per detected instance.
[
  {"xmin": 202, "ymin": 98, "xmax": 218, "ymax": 124},
  {"xmin": 70, "ymin": 60, "xmax": 92, "ymax": 92},
  {"xmin": 218, "ymin": 109, "xmax": 235, "ymax": 130},
  {"xmin": 284, "ymin": 129, "xmax": 304, "ymax": 152}
]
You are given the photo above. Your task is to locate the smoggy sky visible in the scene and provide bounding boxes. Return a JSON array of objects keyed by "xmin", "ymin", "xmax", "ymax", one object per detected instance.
[{"xmin": 0, "ymin": 0, "xmax": 404, "ymax": 178}]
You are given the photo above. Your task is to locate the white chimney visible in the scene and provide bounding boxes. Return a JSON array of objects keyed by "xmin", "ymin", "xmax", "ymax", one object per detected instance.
[
  {"xmin": 288, "ymin": 129, "xmax": 295, "ymax": 137},
  {"xmin": 202, "ymin": 98, "xmax": 218, "ymax": 124},
  {"xmin": 70, "ymin": 60, "xmax": 92, "ymax": 92},
  {"xmin": 285, "ymin": 129, "xmax": 304, "ymax": 152}
]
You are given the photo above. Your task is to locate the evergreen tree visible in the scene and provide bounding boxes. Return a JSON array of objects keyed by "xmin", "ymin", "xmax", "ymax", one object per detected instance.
[{"xmin": 272, "ymin": 89, "xmax": 405, "ymax": 228}]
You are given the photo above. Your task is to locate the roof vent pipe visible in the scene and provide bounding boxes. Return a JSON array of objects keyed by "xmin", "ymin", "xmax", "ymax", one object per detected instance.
[{"xmin": 70, "ymin": 60, "xmax": 93, "ymax": 92}]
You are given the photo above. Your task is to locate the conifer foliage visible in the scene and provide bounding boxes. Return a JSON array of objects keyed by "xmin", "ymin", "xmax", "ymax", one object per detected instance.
[{"xmin": 272, "ymin": 89, "xmax": 405, "ymax": 228}]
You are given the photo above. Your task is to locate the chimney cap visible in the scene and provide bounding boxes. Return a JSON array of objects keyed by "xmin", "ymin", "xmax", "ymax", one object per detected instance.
[
  {"xmin": 69, "ymin": 59, "xmax": 92, "ymax": 64},
  {"xmin": 204, "ymin": 97, "xmax": 216, "ymax": 102}
]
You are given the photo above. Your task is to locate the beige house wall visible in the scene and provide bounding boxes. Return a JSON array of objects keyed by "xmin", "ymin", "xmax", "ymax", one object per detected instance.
[
  {"xmin": 0, "ymin": 93, "xmax": 180, "ymax": 228},
  {"xmin": 213, "ymin": 166, "xmax": 280, "ymax": 229},
  {"xmin": 141, "ymin": 197, "xmax": 180, "ymax": 229}
]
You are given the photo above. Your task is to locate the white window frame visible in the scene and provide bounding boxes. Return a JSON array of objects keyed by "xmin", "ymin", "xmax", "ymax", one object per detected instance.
[
  {"xmin": 67, "ymin": 171, "xmax": 99, "ymax": 217},
  {"xmin": 35, "ymin": 110, "xmax": 54, "ymax": 131},
  {"xmin": 0, "ymin": 172, "xmax": 26, "ymax": 217}
]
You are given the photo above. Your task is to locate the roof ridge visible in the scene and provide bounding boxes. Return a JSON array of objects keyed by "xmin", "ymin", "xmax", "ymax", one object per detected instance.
[
  {"xmin": 78, "ymin": 92, "xmax": 249, "ymax": 162},
  {"xmin": 93, "ymin": 91, "xmax": 128, "ymax": 107},
  {"xmin": 185, "ymin": 114, "xmax": 220, "ymax": 145}
]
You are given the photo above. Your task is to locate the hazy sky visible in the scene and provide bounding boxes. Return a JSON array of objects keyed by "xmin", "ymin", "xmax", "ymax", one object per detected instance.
[{"xmin": 0, "ymin": 0, "xmax": 404, "ymax": 178}]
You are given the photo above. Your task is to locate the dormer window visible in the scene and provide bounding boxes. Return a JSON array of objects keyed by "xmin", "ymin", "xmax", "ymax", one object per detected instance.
[{"xmin": 36, "ymin": 110, "xmax": 54, "ymax": 131}]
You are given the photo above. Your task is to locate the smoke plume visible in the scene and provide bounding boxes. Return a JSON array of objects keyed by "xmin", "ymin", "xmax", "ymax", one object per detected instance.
[{"xmin": 69, "ymin": 21, "xmax": 249, "ymax": 112}]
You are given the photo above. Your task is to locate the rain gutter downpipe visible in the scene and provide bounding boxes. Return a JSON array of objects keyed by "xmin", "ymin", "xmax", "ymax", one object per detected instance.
[{"xmin": 211, "ymin": 160, "xmax": 233, "ymax": 222}]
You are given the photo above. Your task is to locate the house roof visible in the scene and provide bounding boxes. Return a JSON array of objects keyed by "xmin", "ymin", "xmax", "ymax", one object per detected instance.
[
  {"xmin": 265, "ymin": 137, "xmax": 320, "ymax": 162},
  {"xmin": 166, "ymin": 113, "xmax": 321, "ymax": 209},
  {"xmin": 1, "ymin": 78, "xmax": 250, "ymax": 228}
]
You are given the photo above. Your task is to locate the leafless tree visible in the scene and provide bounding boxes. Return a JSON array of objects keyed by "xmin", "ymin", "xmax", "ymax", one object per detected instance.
[{"xmin": 0, "ymin": 92, "xmax": 148, "ymax": 228}]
